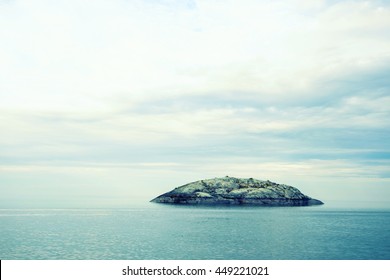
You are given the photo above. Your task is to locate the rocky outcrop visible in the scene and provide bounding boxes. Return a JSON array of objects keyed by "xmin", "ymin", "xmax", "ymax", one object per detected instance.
[{"xmin": 151, "ymin": 176, "xmax": 323, "ymax": 206}]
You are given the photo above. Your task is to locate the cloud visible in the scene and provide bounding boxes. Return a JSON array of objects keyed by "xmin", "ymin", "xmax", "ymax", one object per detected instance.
[
  {"xmin": 1, "ymin": 0, "xmax": 389, "ymax": 109},
  {"xmin": 1, "ymin": 90, "xmax": 388, "ymax": 165},
  {"xmin": 0, "ymin": 0, "xmax": 389, "ymax": 206}
]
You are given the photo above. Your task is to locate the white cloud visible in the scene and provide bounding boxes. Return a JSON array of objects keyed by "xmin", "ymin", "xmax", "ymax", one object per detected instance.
[
  {"xmin": 1, "ymin": 0, "xmax": 389, "ymax": 206},
  {"xmin": 1, "ymin": 0, "xmax": 390, "ymax": 110}
]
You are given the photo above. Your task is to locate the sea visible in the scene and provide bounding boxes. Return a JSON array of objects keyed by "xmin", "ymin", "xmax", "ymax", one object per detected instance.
[{"xmin": 0, "ymin": 201, "xmax": 389, "ymax": 260}]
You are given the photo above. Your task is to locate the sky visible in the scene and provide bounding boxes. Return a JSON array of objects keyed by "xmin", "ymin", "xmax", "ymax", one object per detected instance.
[{"xmin": 0, "ymin": 0, "xmax": 389, "ymax": 208}]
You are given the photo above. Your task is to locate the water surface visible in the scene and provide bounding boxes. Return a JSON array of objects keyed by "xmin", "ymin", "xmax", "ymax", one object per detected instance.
[{"xmin": 0, "ymin": 201, "xmax": 389, "ymax": 259}]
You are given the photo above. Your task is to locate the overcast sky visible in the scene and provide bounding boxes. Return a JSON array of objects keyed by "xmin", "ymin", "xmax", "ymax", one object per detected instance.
[{"xmin": 1, "ymin": 0, "xmax": 389, "ymax": 208}]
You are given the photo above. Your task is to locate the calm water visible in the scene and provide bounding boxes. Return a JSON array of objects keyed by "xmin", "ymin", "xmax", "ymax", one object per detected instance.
[{"xmin": 0, "ymin": 202, "xmax": 389, "ymax": 259}]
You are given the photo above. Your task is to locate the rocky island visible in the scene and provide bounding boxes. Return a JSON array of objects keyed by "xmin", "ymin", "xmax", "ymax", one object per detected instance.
[{"xmin": 151, "ymin": 176, "xmax": 323, "ymax": 206}]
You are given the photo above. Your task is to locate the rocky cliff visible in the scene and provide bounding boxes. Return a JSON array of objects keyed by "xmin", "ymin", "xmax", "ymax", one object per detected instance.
[{"xmin": 151, "ymin": 176, "xmax": 323, "ymax": 206}]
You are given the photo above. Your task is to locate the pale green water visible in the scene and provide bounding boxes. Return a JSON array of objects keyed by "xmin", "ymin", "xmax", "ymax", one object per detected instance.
[{"xmin": 0, "ymin": 202, "xmax": 389, "ymax": 259}]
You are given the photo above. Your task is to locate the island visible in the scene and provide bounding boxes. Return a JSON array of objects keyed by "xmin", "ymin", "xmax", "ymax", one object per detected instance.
[{"xmin": 151, "ymin": 176, "xmax": 323, "ymax": 206}]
